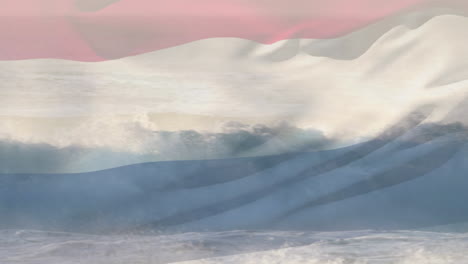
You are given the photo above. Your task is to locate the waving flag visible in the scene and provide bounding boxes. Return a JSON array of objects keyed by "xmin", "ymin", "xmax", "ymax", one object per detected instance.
[
  {"xmin": 2, "ymin": 1, "xmax": 468, "ymax": 262},
  {"xmin": 1, "ymin": 0, "xmax": 468, "ymax": 60}
]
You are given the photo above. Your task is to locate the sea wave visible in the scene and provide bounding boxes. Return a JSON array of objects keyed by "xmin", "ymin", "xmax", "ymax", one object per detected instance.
[{"xmin": 2, "ymin": 230, "xmax": 468, "ymax": 264}]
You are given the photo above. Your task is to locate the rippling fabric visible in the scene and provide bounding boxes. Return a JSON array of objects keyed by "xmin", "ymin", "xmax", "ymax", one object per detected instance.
[
  {"xmin": 1, "ymin": 0, "xmax": 468, "ymax": 236},
  {"xmin": 1, "ymin": 0, "xmax": 468, "ymax": 60}
]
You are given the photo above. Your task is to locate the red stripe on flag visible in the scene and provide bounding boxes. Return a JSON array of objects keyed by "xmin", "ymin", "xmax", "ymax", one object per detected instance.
[{"xmin": 0, "ymin": 0, "xmax": 463, "ymax": 61}]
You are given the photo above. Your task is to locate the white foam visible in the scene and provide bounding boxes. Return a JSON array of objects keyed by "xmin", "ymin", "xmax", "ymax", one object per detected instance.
[{"xmin": 2, "ymin": 230, "xmax": 467, "ymax": 264}]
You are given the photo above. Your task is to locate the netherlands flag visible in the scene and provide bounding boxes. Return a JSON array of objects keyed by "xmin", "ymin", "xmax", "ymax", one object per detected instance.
[{"xmin": 1, "ymin": 0, "xmax": 468, "ymax": 241}]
